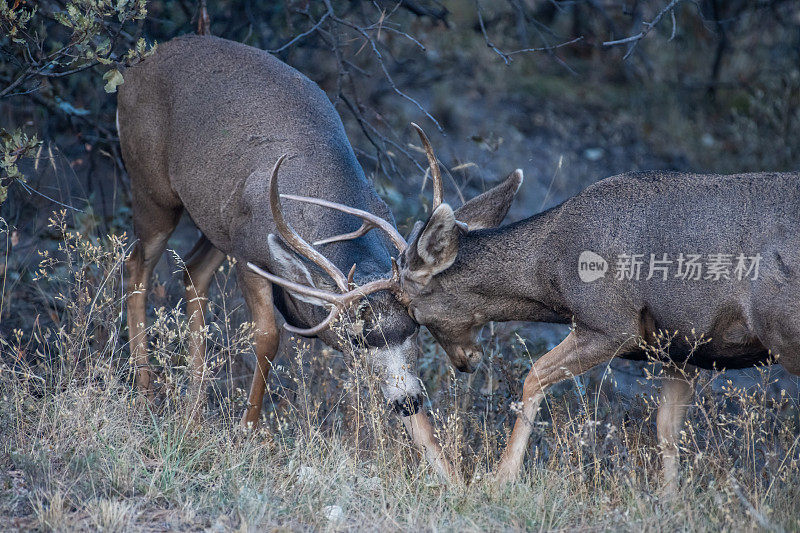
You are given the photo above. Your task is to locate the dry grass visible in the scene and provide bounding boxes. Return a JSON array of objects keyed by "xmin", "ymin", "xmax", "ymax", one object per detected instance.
[{"xmin": 1, "ymin": 215, "xmax": 799, "ymax": 532}]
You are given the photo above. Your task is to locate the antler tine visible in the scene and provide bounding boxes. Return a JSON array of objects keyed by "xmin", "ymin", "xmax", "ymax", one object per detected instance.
[
  {"xmin": 335, "ymin": 257, "xmax": 402, "ymax": 306},
  {"xmin": 312, "ymin": 221, "xmax": 373, "ymax": 247},
  {"xmin": 281, "ymin": 194, "xmax": 408, "ymax": 253},
  {"xmin": 269, "ymin": 155, "xmax": 349, "ymax": 291},
  {"xmin": 248, "ymin": 260, "xmax": 402, "ymax": 336},
  {"xmin": 285, "ymin": 307, "xmax": 340, "ymax": 336},
  {"xmin": 247, "ymin": 262, "xmax": 344, "ymax": 306},
  {"xmin": 411, "ymin": 122, "xmax": 443, "ymax": 210},
  {"xmin": 335, "ymin": 273, "xmax": 402, "ymax": 311},
  {"xmin": 247, "ymin": 262, "xmax": 343, "ymax": 336}
]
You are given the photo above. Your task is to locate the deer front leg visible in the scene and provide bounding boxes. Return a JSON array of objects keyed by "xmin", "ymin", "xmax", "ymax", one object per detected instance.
[
  {"xmin": 493, "ymin": 331, "xmax": 610, "ymax": 483},
  {"xmin": 402, "ymin": 411, "xmax": 461, "ymax": 484},
  {"xmin": 237, "ymin": 267, "xmax": 280, "ymax": 429},
  {"xmin": 657, "ymin": 365, "xmax": 694, "ymax": 495},
  {"xmin": 183, "ymin": 237, "xmax": 226, "ymax": 418}
]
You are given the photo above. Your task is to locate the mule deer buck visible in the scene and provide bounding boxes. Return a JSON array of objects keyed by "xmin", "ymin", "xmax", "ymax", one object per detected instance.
[
  {"xmin": 117, "ymin": 34, "xmax": 458, "ymax": 481},
  {"xmin": 281, "ymin": 135, "xmax": 800, "ymax": 491}
]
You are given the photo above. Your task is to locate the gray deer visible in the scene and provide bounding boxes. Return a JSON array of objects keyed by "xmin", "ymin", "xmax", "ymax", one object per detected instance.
[
  {"xmin": 117, "ymin": 34, "xmax": 458, "ymax": 481},
  {"xmin": 278, "ymin": 136, "xmax": 800, "ymax": 491}
]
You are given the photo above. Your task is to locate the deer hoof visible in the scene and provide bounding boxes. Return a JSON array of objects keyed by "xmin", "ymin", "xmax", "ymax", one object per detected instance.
[{"xmin": 491, "ymin": 462, "xmax": 522, "ymax": 485}]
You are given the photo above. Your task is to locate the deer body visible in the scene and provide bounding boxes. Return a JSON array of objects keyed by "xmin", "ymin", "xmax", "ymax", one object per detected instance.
[
  {"xmin": 450, "ymin": 171, "xmax": 799, "ymax": 370},
  {"xmin": 118, "ymin": 35, "xmax": 455, "ymax": 481},
  {"xmin": 216, "ymin": 91, "xmax": 799, "ymax": 490},
  {"xmin": 119, "ymin": 35, "xmax": 393, "ymax": 280},
  {"xmin": 392, "ymin": 169, "xmax": 800, "ymax": 491}
]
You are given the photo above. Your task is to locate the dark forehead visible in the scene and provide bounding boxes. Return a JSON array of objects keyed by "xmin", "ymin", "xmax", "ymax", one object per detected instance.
[{"xmin": 361, "ymin": 290, "xmax": 418, "ymax": 346}]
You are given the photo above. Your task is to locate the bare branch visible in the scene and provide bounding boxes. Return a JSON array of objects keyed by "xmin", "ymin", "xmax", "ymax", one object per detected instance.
[
  {"xmin": 603, "ymin": 0, "xmax": 683, "ymax": 60},
  {"xmin": 268, "ymin": 12, "xmax": 330, "ymax": 54},
  {"xmin": 475, "ymin": 0, "xmax": 582, "ymax": 65},
  {"xmin": 506, "ymin": 36, "xmax": 585, "ymax": 56},
  {"xmin": 322, "ymin": 0, "xmax": 442, "ymax": 130}
]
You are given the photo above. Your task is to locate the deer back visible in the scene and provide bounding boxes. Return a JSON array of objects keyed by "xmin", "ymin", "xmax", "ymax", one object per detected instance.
[{"xmin": 117, "ymin": 34, "xmax": 394, "ymax": 278}]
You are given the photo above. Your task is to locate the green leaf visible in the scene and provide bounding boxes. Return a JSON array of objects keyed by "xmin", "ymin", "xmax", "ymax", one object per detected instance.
[
  {"xmin": 95, "ymin": 36, "xmax": 111, "ymax": 57},
  {"xmin": 103, "ymin": 68, "xmax": 124, "ymax": 93}
]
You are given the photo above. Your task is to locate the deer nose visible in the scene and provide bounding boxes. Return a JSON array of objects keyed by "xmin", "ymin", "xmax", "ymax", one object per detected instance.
[
  {"xmin": 454, "ymin": 359, "xmax": 475, "ymax": 373},
  {"xmin": 391, "ymin": 393, "xmax": 422, "ymax": 416},
  {"xmin": 452, "ymin": 346, "xmax": 482, "ymax": 373}
]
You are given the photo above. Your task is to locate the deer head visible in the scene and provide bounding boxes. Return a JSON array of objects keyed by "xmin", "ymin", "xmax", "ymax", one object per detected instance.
[
  {"xmin": 246, "ymin": 154, "xmax": 421, "ymax": 413},
  {"xmin": 400, "ymin": 164, "xmax": 523, "ymax": 373}
]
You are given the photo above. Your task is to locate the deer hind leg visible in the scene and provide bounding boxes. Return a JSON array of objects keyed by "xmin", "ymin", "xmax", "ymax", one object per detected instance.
[
  {"xmin": 236, "ymin": 266, "xmax": 280, "ymax": 429},
  {"xmin": 493, "ymin": 331, "xmax": 612, "ymax": 483},
  {"xmin": 125, "ymin": 205, "xmax": 181, "ymax": 400},
  {"xmin": 183, "ymin": 235, "xmax": 226, "ymax": 417},
  {"xmin": 657, "ymin": 365, "xmax": 694, "ymax": 495}
]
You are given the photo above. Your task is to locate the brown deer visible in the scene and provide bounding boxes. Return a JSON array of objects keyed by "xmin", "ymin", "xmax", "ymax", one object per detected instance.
[
  {"xmin": 278, "ymin": 136, "xmax": 800, "ymax": 492},
  {"xmin": 116, "ymin": 34, "xmax": 458, "ymax": 481}
]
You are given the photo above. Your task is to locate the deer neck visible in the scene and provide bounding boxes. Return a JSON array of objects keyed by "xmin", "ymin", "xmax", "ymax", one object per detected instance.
[{"xmin": 447, "ymin": 208, "xmax": 570, "ymax": 325}]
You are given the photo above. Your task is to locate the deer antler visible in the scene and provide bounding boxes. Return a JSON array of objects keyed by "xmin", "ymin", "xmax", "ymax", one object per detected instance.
[
  {"xmin": 267, "ymin": 154, "xmax": 349, "ymax": 292},
  {"xmin": 197, "ymin": 0, "xmax": 211, "ymax": 36},
  {"xmin": 247, "ymin": 154, "xmax": 404, "ymax": 336},
  {"xmin": 411, "ymin": 122, "xmax": 443, "ymax": 210},
  {"xmin": 252, "ymin": 126, "xmax": 445, "ymax": 336},
  {"xmin": 247, "ymin": 259, "xmax": 402, "ymax": 335},
  {"xmin": 280, "ymin": 194, "xmax": 408, "ymax": 252}
]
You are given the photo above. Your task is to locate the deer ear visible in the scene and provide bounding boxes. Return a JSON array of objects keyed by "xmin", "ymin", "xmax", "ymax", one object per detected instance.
[
  {"xmin": 266, "ymin": 234, "xmax": 328, "ymax": 306},
  {"xmin": 240, "ymin": 170, "xmax": 268, "ymax": 213},
  {"xmin": 454, "ymin": 169, "xmax": 523, "ymax": 230},
  {"xmin": 404, "ymin": 204, "xmax": 463, "ymax": 285}
]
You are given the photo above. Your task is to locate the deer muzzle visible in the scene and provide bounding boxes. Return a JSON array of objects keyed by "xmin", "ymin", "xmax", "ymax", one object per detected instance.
[
  {"xmin": 391, "ymin": 393, "xmax": 423, "ymax": 416},
  {"xmin": 372, "ymin": 336, "xmax": 425, "ymax": 413},
  {"xmin": 450, "ymin": 345, "xmax": 483, "ymax": 373}
]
